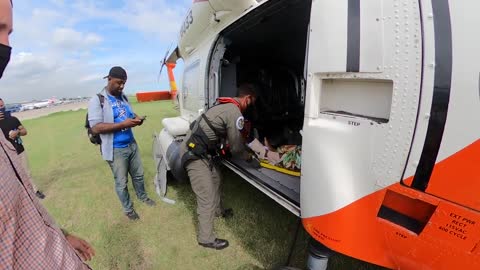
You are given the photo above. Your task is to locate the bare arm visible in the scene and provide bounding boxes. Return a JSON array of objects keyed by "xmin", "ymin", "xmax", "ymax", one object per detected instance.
[
  {"xmin": 91, "ymin": 122, "xmax": 125, "ymax": 134},
  {"xmin": 17, "ymin": 125, "xmax": 27, "ymax": 136},
  {"xmin": 63, "ymin": 232, "xmax": 96, "ymax": 262},
  {"xmin": 8, "ymin": 118, "xmax": 26, "ymax": 139},
  {"xmin": 91, "ymin": 118, "xmax": 141, "ymax": 134}
]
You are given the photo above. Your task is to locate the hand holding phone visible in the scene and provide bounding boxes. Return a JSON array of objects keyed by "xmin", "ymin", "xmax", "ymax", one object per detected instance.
[
  {"xmin": 139, "ymin": 115, "xmax": 147, "ymax": 126},
  {"xmin": 0, "ymin": 108, "xmax": 10, "ymax": 120}
]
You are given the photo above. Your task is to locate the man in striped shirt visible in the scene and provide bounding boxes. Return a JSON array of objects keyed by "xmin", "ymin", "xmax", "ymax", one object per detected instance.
[{"xmin": 0, "ymin": 0, "xmax": 95, "ymax": 268}]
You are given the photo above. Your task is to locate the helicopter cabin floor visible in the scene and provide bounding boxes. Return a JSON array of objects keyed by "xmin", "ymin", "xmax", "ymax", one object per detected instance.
[{"xmin": 227, "ymin": 157, "xmax": 300, "ymax": 206}]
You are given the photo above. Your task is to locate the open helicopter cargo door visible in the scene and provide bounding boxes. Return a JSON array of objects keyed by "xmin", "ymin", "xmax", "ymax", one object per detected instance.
[{"xmin": 301, "ymin": 0, "xmax": 423, "ymax": 258}]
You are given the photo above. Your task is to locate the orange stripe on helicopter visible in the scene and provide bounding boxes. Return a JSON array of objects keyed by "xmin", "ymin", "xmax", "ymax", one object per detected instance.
[
  {"xmin": 303, "ymin": 140, "xmax": 480, "ymax": 269},
  {"xmin": 424, "ymin": 139, "xmax": 480, "ymax": 211},
  {"xmin": 166, "ymin": 62, "xmax": 178, "ymax": 100},
  {"xmin": 303, "ymin": 185, "xmax": 480, "ymax": 269}
]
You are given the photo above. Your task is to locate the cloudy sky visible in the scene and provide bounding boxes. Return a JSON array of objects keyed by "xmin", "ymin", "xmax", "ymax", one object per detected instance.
[{"xmin": 0, "ymin": 0, "xmax": 190, "ymax": 103}]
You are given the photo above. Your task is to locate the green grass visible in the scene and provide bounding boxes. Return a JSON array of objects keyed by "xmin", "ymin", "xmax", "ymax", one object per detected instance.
[{"xmin": 22, "ymin": 100, "xmax": 387, "ymax": 270}]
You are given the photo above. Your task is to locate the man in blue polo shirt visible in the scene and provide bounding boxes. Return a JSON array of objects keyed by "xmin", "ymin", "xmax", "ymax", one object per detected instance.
[{"xmin": 88, "ymin": 66, "xmax": 155, "ymax": 220}]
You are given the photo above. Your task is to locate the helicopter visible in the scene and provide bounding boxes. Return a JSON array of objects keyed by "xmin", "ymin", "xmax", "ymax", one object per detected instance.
[{"xmin": 153, "ymin": 0, "xmax": 480, "ymax": 269}]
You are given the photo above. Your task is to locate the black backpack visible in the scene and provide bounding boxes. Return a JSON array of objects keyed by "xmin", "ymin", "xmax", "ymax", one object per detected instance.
[
  {"xmin": 85, "ymin": 93, "xmax": 129, "ymax": 145},
  {"xmin": 85, "ymin": 94, "xmax": 105, "ymax": 145}
]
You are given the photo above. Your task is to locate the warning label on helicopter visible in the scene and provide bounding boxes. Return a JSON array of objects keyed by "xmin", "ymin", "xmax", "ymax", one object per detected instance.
[
  {"xmin": 308, "ymin": 226, "xmax": 341, "ymax": 243},
  {"xmin": 318, "ymin": 232, "xmax": 341, "ymax": 243},
  {"xmin": 437, "ymin": 212, "xmax": 476, "ymax": 241},
  {"xmin": 422, "ymin": 204, "xmax": 480, "ymax": 251}
]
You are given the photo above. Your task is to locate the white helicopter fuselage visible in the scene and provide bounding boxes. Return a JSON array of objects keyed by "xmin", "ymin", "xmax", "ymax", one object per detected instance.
[{"xmin": 155, "ymin": 0, "xmax": 480, "ymax": 269}]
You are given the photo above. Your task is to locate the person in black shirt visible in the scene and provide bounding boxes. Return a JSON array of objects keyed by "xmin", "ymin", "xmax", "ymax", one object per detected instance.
[{"xmin": 0, "ymin": 98, "xmax": 46, "ymax": 199}]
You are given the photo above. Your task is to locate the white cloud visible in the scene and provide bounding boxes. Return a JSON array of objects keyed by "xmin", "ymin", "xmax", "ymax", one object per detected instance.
[
  {"xmin": 7, "ymin": 52, "xmax": 57, "ymax": 78},
  {"xmin": 52, "ymin": 28, "xmax": 103, "ymax": 50},
  {"xmin": 49, "ymin": 0, "xmax": 65, "ymax": 7},
  {"xmin": 12, "ymin": 9, "xmax": 63, "ymax": 48},
  {"xmin": 0, "ymin": 0, "xmax": 190, "ymax": 103},
  {"xmin": 0, "ymin": 51, "xmax": 103, "ymax": 102},
  {"xmin": 122, "ymin": 0, "xmax": 184, "ymax": 39},
  {"xmin": 0, "ymin": 49, "xmax": 178, "ymax": 103},
  {"xmin": 79, "ymin": 74, "xmax": 103, "ymax": 82},
  {"xmin": 72, "ymin": 0, "xmax": 188, "ymax": 41}
]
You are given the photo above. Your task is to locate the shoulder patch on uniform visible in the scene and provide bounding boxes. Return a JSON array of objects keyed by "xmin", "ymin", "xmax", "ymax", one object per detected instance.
[{"xmin": 236, "ymin": 116, "xmax": 245, "ymax": 130}]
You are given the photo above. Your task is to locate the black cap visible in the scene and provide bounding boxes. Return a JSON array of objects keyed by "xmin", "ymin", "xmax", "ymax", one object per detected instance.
[{"xmin": 104, "ymin": 66, "xmax": 127, "ymax": 80}]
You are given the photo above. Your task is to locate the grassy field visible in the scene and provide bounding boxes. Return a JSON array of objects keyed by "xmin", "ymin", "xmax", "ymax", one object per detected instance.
[{"xmin": 22, "ymin": 100, "xmax": 387, "ymax": 270}]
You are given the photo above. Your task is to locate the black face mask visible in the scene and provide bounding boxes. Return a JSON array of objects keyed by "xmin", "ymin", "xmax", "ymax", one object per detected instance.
[
  {"xmin": 243, "ymin": 103, "xmax": 257, "ymax": 121},
  {"xmin": 0, "ymin": 44, "xmax": 12, "ymax": 79}
]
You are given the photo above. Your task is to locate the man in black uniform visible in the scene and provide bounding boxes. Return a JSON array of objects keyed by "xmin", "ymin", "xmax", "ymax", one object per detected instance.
[
  {"xmin": 0, "ymin": 98, "xmax": 46, "ymax": 199},
  {"xmin": 181, "ymin": 83, "xmax": 257, "ymax": 250}
]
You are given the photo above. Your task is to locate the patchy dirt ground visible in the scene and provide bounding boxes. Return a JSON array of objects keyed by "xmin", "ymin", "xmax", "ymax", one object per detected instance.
[{"xmin": 12, "ymin": 102, "xmax": 88, "ymax": 121}]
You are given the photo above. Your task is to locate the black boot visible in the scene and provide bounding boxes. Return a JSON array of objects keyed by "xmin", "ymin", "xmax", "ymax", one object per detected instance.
[
  {"xmin": 216, "ymin": 208, "xmax": 234, "ymax": 218},
  {"xmin": 221, "ymin": 208, "xmax": 233, "ymax": 219},
  {"xmin": 198, "ymin": 238, "xmax": 229, "ymax": 250},
  {"xmin": 125, "ymin": 210, "xmax": 140, "ymax": 221}
]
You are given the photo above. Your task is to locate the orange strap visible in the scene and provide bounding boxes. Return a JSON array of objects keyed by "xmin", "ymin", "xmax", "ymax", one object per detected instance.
[{"xmin": 216, "ymin": 97, "xmax": 240, "ymax": 109}]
